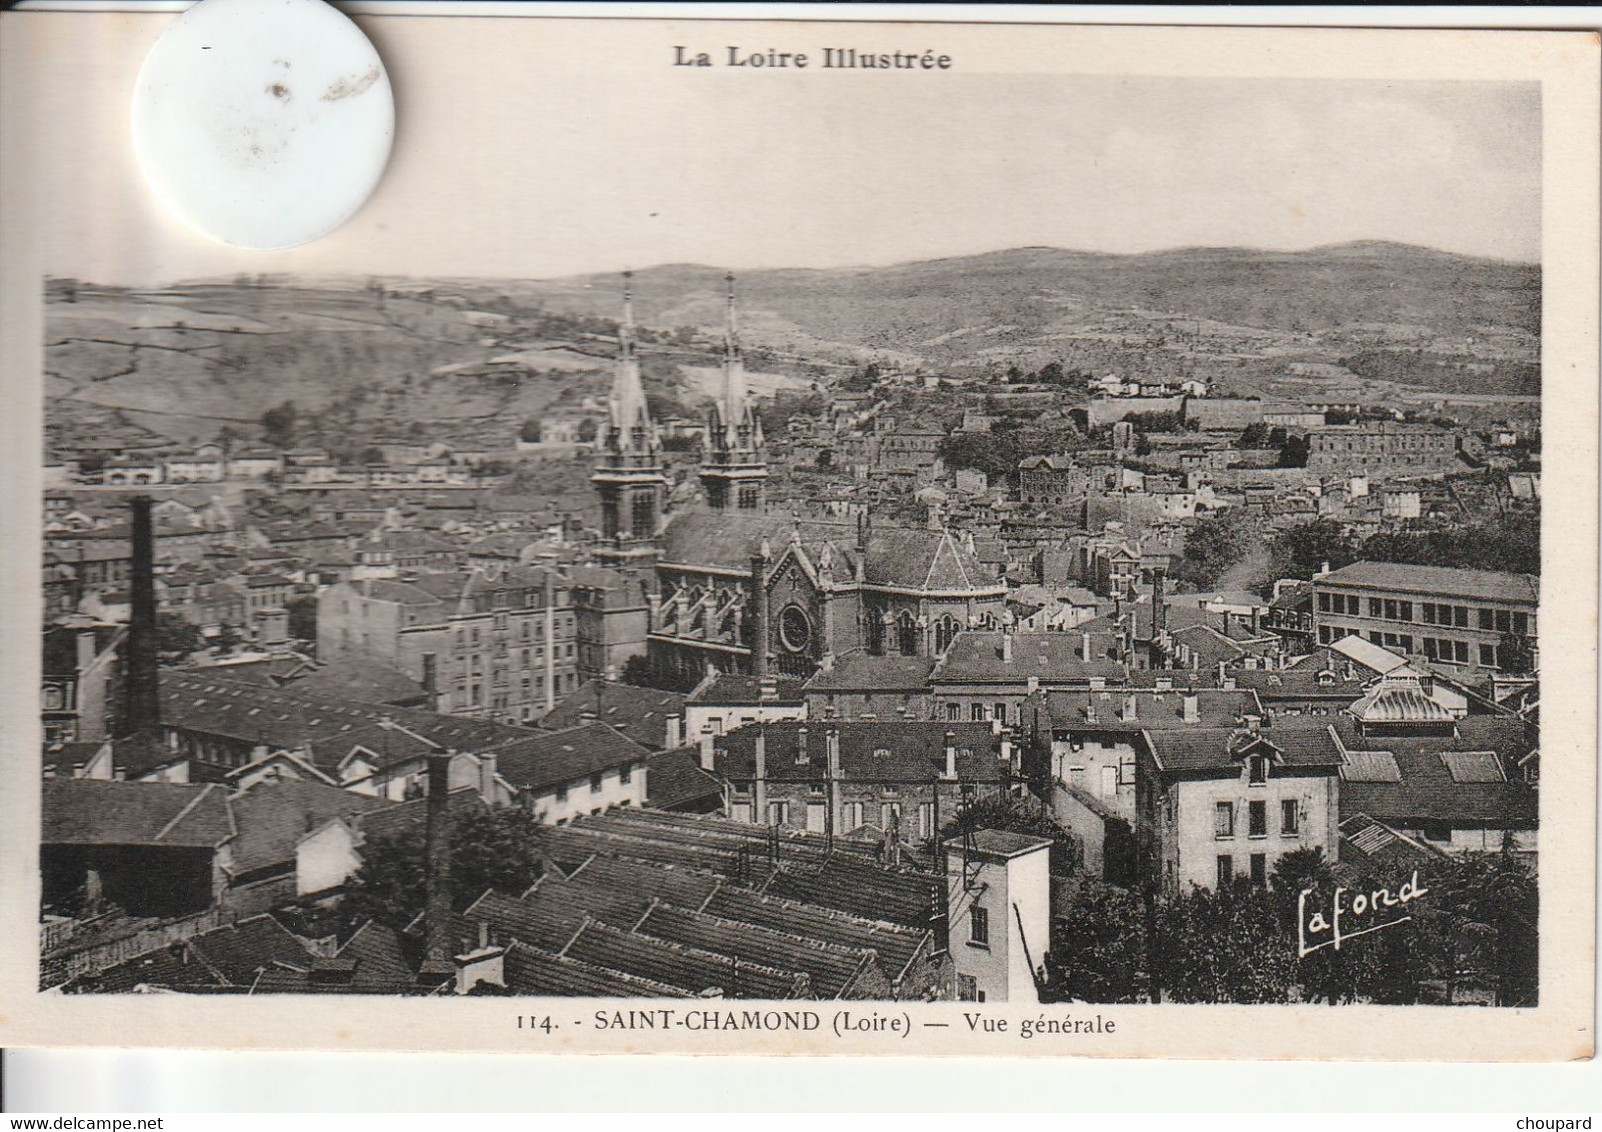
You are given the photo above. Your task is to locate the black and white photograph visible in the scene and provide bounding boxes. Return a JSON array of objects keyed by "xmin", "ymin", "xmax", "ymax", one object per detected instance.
[{"xmin": 3, "ymin": 13, "xmax": 1595, "ymax": 1061}]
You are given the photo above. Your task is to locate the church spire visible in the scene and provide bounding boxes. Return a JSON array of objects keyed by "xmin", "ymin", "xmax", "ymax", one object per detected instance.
[
  {"xmin": 720, "ymin": 271, "xmax": 749, "ymax": 448},
  {"xmin": 699, "ymin": 271, "xmax": 768, "ymax": 512},
  {"xmin": 591, "ymin": 271, "xmax": 666, "ymax": 566},
  {"xmin": 606, "ymin": 270, "xmax": 654, "ymax": 456}
]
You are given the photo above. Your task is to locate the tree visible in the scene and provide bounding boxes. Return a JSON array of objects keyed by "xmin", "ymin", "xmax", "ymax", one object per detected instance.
[
  {"xmin": 518, "ymin": 418, "xmax": 541, "ymax": 444},
  {"xmin": 1041, "ymin": 878, "xmax": 1149, "ymax": 1003},
  {"xmin": 212, "ymin": 623, "xmax": 245, "ymax": 656},
  {"xmin": 343, "ymin": 806, "xmax": 549, "ymax": 932},
  {"xmin": 261, "ymin": 400, "xmax": 299, "ymax": 448},
  {"xmin": 576, "ymin": 417, "xmax": 599, "ymax": 444},
  {"xmin": 1151, "ymin": 882, "xmax": 1298, "ymax": 1003},
  {"xmin": 155, "ymin": 613, "xmax": 204, "ymax": 659},
  {"xmin": 1175, "ymin": 510, "xmax": 1257, "ymax": 589},
  {"xmin": 1499, "ymin": 632, "xmax": 1537, "ymax": 676},
  {"xmin": 286, "ymin": 594, "xmax": 317, "ymax": 642},
  {"xmin": 1269, "ymin": 520, "xmax": 1356, "ymax": 584},
  {"xmin": 938, "ymin": 431, "xmax": 1020, "ymax": 483}
]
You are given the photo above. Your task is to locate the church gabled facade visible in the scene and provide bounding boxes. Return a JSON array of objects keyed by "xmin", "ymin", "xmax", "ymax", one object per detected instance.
[{"xmin": 588, "ymin": 272, "xmax": 1006, "ymax": 685}]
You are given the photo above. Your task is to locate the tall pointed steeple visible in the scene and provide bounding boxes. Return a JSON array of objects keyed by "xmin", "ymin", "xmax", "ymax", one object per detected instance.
[
  {"xmin": 700, "ymin": 272, "xmax": 768, "ymax": 511},
  {"xmin": 592, "ymin": 271, "xmax": 667, "ymax": 565}
]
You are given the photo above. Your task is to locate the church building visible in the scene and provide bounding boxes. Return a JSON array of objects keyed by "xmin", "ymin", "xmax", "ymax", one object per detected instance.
[{"xmin": 590, "ymin": 273, "xmax": 1008, "ymax": 685}]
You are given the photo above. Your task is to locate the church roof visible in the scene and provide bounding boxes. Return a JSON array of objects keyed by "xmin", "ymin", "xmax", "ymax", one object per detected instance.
[{"xmin": 659, "ymin": 508, "xmax": 1001, "ymax": 595}]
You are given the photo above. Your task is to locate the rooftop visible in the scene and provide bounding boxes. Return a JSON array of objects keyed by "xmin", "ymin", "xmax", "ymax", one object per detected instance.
[{"xmin": 1317, "ymin": 561, "xmax": 1538, "ymax": 605}]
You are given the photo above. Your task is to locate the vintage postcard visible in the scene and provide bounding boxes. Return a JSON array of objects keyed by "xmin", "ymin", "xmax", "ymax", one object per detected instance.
[{"xmin": 0, "ymin": 11, "xmax": 1595, "ymax": 1059}]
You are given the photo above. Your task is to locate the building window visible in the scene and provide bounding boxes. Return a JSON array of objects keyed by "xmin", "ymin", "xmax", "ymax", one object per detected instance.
[
  {"xmin": 1250, "ymin": 853, "xmax": 1267, "ymax": 887},
  {"xmin": 1281, "ymin": 799, "xmax": 1300, "ymax": 836},
  {"xmin": 969, "ymin": 906, "xmax": 990, "ymax": 947},
  {"xmin": 1214, "ymin": 802, "xmax": 1235, "ymax": 838},
  {"xmin": 590, "ymin": 772, "xmax": 604, "ymax": 794},
  {"xmin": 1249, "ymin": 800, "xmax": 1267, "ymax": 837},
  {"xmin": 957, "ymin": 975, "xmax": 983, "ymax": 1002},
  {"xmin": 767, "ymin": 801, "xmax": 789, "ymax": 826},
  {"xmin": 946, "ymin": 702, "xmax": 960, "ymax": 722},
  {"xmin": 1216, "ymin": 854, "xmax": 1233, "ymax": 889},
  {"xmin": 1248, "ymin": 755, "xmax": 1269, "ymax": 784},
  {"xmin": 620, "ymin": 764, "xmax": 632, "ymax": 785},
  {"xmin": 555, "ymin": 784, "xmax": 567, "ymax": 803},
  {"xmin": 970, "ymin": 703, "xmax": 985, "ymax": 722},
  {"xmin": 1480, "ymin": 643, "xmax": 1498, "ymax": 667}
]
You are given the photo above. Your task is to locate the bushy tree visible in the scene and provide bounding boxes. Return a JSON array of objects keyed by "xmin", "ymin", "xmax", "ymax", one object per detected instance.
[
  {"xmin": 343, "ymin": 805, "xmax": 548, "ymax": 931},
  {"xmin": 1042, "ymin": 878, "xmax": 1149, "ymax": 1003},
  {"xmin": 261, "ymin": 400, "xmax": 299, "ymax": 448},
  {"xmin": 1175, "ymin": 510, "xmax": 1258, "ymax": 589}
]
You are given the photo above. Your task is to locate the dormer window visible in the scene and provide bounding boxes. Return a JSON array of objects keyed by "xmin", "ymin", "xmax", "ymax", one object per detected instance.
[{"xmin": 1248, "ymin": 755, "xmax": 1269, "ymax": 784}]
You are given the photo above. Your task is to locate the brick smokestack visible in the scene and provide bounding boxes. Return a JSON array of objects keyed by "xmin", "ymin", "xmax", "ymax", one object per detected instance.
[
  {"xmin": 749, "ymin": 548, "xmax": 770, "ymax": 680},
  {"xmin": 124, "ymin": 496, "xmax": 160, "ymax": 739},
  {"xmin": 424, "ymin": 749, "xmax": 453, "ymax": 961}
]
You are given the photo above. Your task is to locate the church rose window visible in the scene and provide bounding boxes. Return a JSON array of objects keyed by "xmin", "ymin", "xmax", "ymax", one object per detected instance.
[{"xmin": 779, "ymin": 604, "xmax": 811, "ymax": 653}]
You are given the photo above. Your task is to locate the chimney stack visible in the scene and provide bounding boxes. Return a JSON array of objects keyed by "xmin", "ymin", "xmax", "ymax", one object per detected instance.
[
  {"xmin": 795, "ymin": 725, "xmax": 809, "ymax": 765},
  {"xmin": 698, "ymin": 726, "xmax": 717, "ymax": 772},
  {"xmin": 1001, "ymin": 632, "xmax": 1014, "ymax": 663},
  {"xmin": 749, "ymin": 552, "xmax": 770, "ymax": 681},
  {"xmin": 1153, "ymin": 568, "xmax": 1167, "ymax": 637},
  {"xmin": 753, "ymin": 728, "xmax": 768, "ymax": 820},
  {"xmin": 826, "ymin": 727, "xmax": 841, "ymax": 779},
  {"xmin": 943, "ymin": 730, "xmax": 958, "ymax": 781},
  {"xmin": 423, "ymin": 748, "xmax": 453, "ymax": 962},
  {"xmin": 1182, "ymin": 694, "xmax": 1200, "ymax": 724},
  {"xmin": 1081, "ymin": 631, "xmax": 1093, "ymax": 663},
  {"xmin": 477, "ymin": 749, "xmax": 498, "ymax": 802},
  {"xmin": 1121, "ymin": 693, "xmax": 1138, "ymax": 723},
  {"xmin": 123, "ymin": 496, "xmax": 161, "ymax": 741},
  {"xmin": 665, "ymin": 712, "xmax": 683, "ymax": 750},
  {"xmin": 759, "ymin": 674, "xmax": 778, "ymax": 703}
]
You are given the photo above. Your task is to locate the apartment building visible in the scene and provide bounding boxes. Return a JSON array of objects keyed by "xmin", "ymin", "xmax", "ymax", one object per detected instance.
[{"xmin": 1312, "ymin": 561, "xmax": 1538, "ymax": 679}]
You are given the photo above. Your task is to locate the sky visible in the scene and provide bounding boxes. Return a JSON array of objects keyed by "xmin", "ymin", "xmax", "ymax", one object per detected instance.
[{"xmin": 33, "ymin": 27, "xmax": 1542, "ymax": 284}]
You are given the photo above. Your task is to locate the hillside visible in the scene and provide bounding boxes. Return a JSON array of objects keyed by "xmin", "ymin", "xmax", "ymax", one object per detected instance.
[{"xmin": 44, "ymin": 241, "xmax": 1540, "ymax": 448}]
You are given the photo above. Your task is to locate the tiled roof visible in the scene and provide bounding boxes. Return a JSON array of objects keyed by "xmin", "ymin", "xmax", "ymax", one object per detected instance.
[
  {"xmin": 802, "ymin": 651, "xmax": 937, "ymax": 693},
  {"xmin": 495, "ymin": 724, "xmax": 651, "ymax": 795},
  {"xmin": 1337, "ymin": 811, "xmax": 1450, "ymax": 886},
  {"xmin": 281, "ymin": 659, "xmax": 429, "ymax": 706},
  {"xmin": 703, "ymin": 888, "xmax": 929, "ymax": 985},
  {"xmin": 1230, "ymin": 669, "xmax": 1369, "ymax": 701},
  {"xmin": 711, "ymin": 721, "xmax": 1004, "ymax": 786},
  {"xmin": 161, "ymin": 670, "xmax": 537, "ymax": 770},
  {"xmin": 187, "ymin": 914, "xmax": 314, "ymax": 986},
  {"xmin": 1039, "ymin": 689, "xmax": 1261, "ymax": 731},
  {"xmin": 41, "ymin": 779, "xmax": 235, "ymax": 848},
  {"xmin": 1142, "ymin": 720, "xmax": 1344, "ymax": 775},
  {"xmin": 539, "ymin": 681, "xmax": 686, "ymax": 748},
  {"xmin": 562, "ymin": 920, "xmax": 808, "ymax": 999},
  {"xmin": 228, "ymin": 778, "xmax": 392, "ymax": 875},
  {"xmin": 1318, "ymin": 562, "xmax": 1537, "ymax": 605},
  {"xmin": 933, "ymin": 631, "xmax": 1126, "ymax": 684},
  {"xmin": 763, "ymin": 857, "xmax": 941, "ymax": 929},
  {"xmin": 355, "ymin": 787, "xmax": 487, "ymax": 844},
  {"xmin": 498, "ymin": 942, "xmax": 692, "ymax": 998},
  {"xmin": 60, "ymin": 944, "xmax": 228, "ymax": 994},
  {"xmin": 1332, "ymin": 716, "xmax": 1536, "ymax": 828},
  {"xmin": 645, "ymin": 748, "xmax": 724, "ymax": 811},
  {"xmin": 633, "ymin": 904, "xmax": 874, "ymax": 1000},
  {"xmin": 688, "ymin": 674, "xmax": 806, "ymax": 706}
]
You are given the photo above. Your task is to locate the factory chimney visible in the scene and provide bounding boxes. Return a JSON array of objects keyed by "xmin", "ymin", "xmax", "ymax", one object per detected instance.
[
  {"xmin": 423, "ymin": 748, "xmax": 454, "ymax": 963},
  {"xmin": 123, "ymin": 496, "xmax": 161, "ymax": 740}
]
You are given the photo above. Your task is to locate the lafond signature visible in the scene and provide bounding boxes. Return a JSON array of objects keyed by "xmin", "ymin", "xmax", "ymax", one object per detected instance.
[{"xmin": 1297, "ymin": 872, "xmax": 1429, "ymax": 958}]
